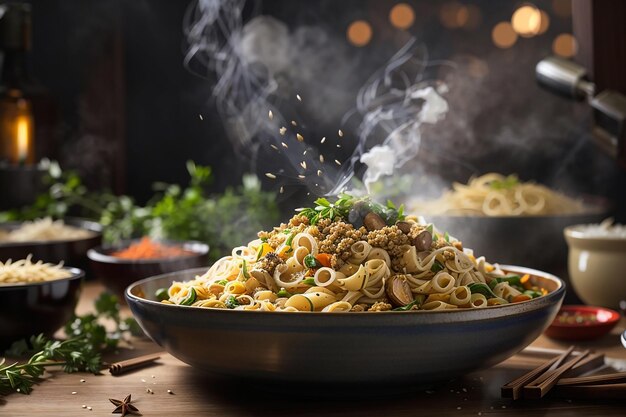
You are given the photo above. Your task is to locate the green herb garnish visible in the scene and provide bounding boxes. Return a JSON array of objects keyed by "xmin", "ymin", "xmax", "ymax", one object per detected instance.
[
  {"xmin": 393, "ymin": 294, "xmax": 426, "ymax": 311},
  {"xmin": 155, "ymin": 288, "xmax": 169, "ymax": 301},
  {"xmin": 444, "ymin": 232, "xmax": 450, "ymax": 242},
  {"xmin": 277, "ymin": 288, "xmax": 292, "ymax": 298},
  {"xmin": 303, "ymin": 254, "xmax": 321, "ymax": 269},
  {"xmin": 302, "ymin": 278, "xmax": 316, "ymax": 286},
  {"xmin": 296, "ymin": 194, "xmax": 405, "ymax": 225},
  {"xmin": 489, "ymin": 174, "xmax": 519, "ymax": 190},
  {"xmin": 216, "ymin": 279, "xmax": 228, "ymax": 286},
  {"xmin": 468, "ymin": 283, "xmax": 497, "ymax": 299},
  {"xmin": 431, "ymin": 260, "xmax": 445, "ymax": 273},
  {"xmin": 180, "ymin": 288, "xmax": 197, "ymax": 306},
  {"xmin": 225, "ymin": 295, "xmax": 239, "ymax": 309},
  {"xmin": 242, "ymin": 260, "xmax": 250, "ymax": 279}
]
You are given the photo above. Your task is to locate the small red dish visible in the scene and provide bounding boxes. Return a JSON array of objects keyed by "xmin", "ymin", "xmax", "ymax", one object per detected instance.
[{"xmin": 545, "ymin": 305, "xmax": 620, "ymax": 340}]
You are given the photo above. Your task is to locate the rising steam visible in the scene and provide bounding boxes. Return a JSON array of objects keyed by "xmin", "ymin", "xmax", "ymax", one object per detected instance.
[{"xmin": 184, "ymin": 0, "xmax": 449, "ymax": 198}]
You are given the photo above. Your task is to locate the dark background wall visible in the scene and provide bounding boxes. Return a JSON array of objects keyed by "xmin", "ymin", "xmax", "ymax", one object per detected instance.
[{"xmin": 24, "ymin": 0, "xmax": 626, "ymax": 218}]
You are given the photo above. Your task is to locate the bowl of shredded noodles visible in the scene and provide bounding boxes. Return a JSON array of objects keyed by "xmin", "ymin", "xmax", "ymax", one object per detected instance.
[
  {"xmin": 0, "ymin": 255, "xmax": 84, "ymax": 348},
  {"xmin": 126, "ymin": 195, "xmax": 565, "ymax": 384},
  {"xmin": 408, "ymin": 173, "xmax": 609, "ymax": 280},
  {"xmin": 0, "ymin": 217, "xmax": 102, "ymax": 272}
]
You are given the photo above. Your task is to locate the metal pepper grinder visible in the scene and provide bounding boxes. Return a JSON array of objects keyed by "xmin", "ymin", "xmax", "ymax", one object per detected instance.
[{"xmin": 536, "ymin": 56, "xmax": 626, "ymax": 169}]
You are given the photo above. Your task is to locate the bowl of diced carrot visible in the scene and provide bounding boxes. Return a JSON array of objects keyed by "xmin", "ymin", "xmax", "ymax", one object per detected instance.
[{"xmin": 87, "ymin": 237, "xmax": 209, "ymax": 300}]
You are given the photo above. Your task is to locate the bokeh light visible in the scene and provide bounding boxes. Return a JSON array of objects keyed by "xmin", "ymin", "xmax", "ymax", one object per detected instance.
[
  {"xmin": 537, "ymin": 10, "xmax": 550, "ymax": 34},
  {"xmin": 492, "ymin": 21, "xmax": 518, "ymax": 49},
  {"xmin": 511, "ymin": 5, "xmax": 542, "ymax": 37},
  {"xmin": 552, "ymin": 0, "xmax": 572, "ymax": 18},
  {"xmin": 347, "ymin": 20, "xmax": 373, "ymax": 47},
  {"xmin": 440, "ymin": 2, "xmax": 468, "ymax": 29},
  {"xmin": 389, "ymin": 3, "xmax": 415, "ymax": 30},
  {"xmin": 552, "ymin": 33, "xmax": 577, "ymax": 57}
]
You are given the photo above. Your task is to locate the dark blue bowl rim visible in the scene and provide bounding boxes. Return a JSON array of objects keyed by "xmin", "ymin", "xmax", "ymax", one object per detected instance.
[
  {"xmin": 88, "ymin": 239, "xmax": 209, "ymax": 265},
  {"xmin": 0, "ymin": 266, "xmax": 85, "ymax": 290},
  {"xmin": 126, "ymin": 264, "xmax": 565, "ymax": 320}
]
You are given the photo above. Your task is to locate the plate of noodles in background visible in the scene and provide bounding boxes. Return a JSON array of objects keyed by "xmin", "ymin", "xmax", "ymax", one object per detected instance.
[
  {"xmin": 126, "ymin": 195, "xmax": 565, "ymax": 384},
  {"xmin": 0, "ymin": 217, "xmax": 102, "ymax": 272},
  {"xmin": 0, "ymin": 256, "xmax": 84, "ymax": 348},
  {"xmin": 408, "ymin": 173, "xmax": 609, "ymax": 300}
]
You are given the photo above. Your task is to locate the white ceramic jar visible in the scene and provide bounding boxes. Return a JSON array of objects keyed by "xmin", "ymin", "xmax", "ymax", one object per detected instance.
[{"xmin": 564, "ymin": 224, "xmax": 626, "ymax": 309}]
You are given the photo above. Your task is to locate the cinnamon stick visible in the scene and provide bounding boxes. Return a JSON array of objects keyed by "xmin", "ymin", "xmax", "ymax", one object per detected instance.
[{"xmin": 108, "ymin": 352, "xmax": 164, "ymax": 376}]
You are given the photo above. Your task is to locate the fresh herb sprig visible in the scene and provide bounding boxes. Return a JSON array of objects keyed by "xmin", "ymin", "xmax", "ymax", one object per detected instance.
[
  {"xmin": 1, "ymin": 293, "xmax": 140, "ymax": 396},
  {"xmin": 0, "ymin": 335, "xmax": 101, "ymax": 395},
  {"xmin": 489, "ymin": 174, "xmax": 519, "ymax": 190},
  {"xmin": 296, "ymin": 194, "xmax": 405, "ymax": 225}
]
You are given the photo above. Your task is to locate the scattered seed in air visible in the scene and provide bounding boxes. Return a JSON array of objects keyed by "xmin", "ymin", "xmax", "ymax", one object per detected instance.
[
  {"xmin": 141, "ymin": 378, "xmax": 146, "ymax": 383},
  {"xmin": 296, "ymin": 133, "xmax": 304, "ymax": 142},
  {"xmin": 265, "ymin": 173, "xmax": 277, "ymax": 179},
  {"xmin": 167, "ymin": 389, "xmax": 174, "ymax": 395},
  {"xmin": 72, "ymin": 391, "xmax": 77, "ymax": 395},
  {"xmin": 296, "ymin": 94, "xmax": 302, "ymax": 101},
  {"xmin": 317, "ymin": 170, "xmax": 322, "ymax": 177},
  {"xmin": 281, "ymin": 142, "xmax": 288, "ymax": 148},
  {"xmin": 457, "ymin": 407, "xmax": 462, "ymax": 410},
  {"xmin": 303, "ymin": 150, "xmax": 307, "ymax": 155},
  {"xmin": 199, "ymin": 114, "xmax": 203, "ymax": 120},
  {"xmin": 270, "ymin": 144, "xmax": 278, "ymax": 151},
  {"xmin": 80, "ymin": 379, "xmax": 85, "ymax": 383},
  {"xmin": 337, "ymin": 144, "xmax": 341, "ymax": 148},
  {"xmin": 335, "ymin": 159, "xmax": 341, "ymax": 166},
  {"xmin": 338, "ymin": 129, "xmax": 344, "ymax": 137},
  {"xmin": 298, "ymin": 174, "xmax": 306, "ymax": 179},
  {"xmin": 279, "ymin": 127, "xmax": 287, "ymax": 135},
  {"xmin": 300, "ymin": 161, "xmax": 307, "ymax": 169},
  {"xmin": 151, "ymin": 375, "xmax": 156, "ymax": 379},
  {"xmin": 268, "ymin": 110, "xmax": 273, "ymax": 120},
  {"xmin": 82, "ymin": 405, "xmax": 87, "ymax": 409},
  {"xmin": 87, "ymin": 406, "xmax": 93, "ymax": 411},
  {"xmin": 320, "ymin": 137, "xmax": 326, "ymax": 144},
  {"xmin": 279, "ymin": 186, "xmax": 284, "ymax": 194},
  {"xmin": 291, "ymin": 120, "xmax": 297, "ymax": 126},
  {"xmin": 319, "ymin": 155, "xmax": 325, "ymax": 163}
]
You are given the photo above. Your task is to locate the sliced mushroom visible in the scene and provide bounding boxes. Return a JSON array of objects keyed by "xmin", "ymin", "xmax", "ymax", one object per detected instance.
[
  {"xmin": 412, "ymin": 230, "xmax": 432, "ymax": 251},
  {"xmin": 364, "ymin": 212, "xmax": 386, "ymax": 231},
  {"xmin": 385, "ymin": 275, "xmax": 414, "ymax": 307},
  {"xmin": 396, "ymin": 221, "xmax": 413, "ymax": 234}
]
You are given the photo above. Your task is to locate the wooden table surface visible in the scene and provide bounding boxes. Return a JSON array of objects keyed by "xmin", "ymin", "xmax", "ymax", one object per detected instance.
[{"xmin": 2, "ymin": 283, "xmax": 625, "ymax": 417}]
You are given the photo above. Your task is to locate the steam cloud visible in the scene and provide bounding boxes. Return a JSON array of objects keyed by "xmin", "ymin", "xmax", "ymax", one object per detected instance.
[{"xmin": 184, "ymin": 0, "xmax": 448, "ymax": 199}]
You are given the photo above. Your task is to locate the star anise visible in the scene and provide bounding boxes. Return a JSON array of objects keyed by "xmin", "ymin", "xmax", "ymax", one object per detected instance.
[{"xmin": 109, "ymin": 394, "xmax": 141, "ymax": 416}]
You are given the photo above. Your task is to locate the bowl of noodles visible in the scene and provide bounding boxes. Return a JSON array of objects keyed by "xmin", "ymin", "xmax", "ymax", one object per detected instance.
[
  {"xmin": 0, "ymin": 217, "xmax": 102, "ymax": 272},
  {"xmin": 126, "ymin": 195, "xmax": 565, "ymax": 384},
  {"xmin": 0, "ymin": 256, "xmax": 84, "ymax": 348},
  {"xmin": 408, "ymin": 174, "xmax": 609, "ymax": 288}
]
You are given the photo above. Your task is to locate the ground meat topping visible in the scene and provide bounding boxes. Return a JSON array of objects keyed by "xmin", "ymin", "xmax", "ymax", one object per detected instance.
[
  {"xmin": 254, "ymin": 252, "xmax": 284, "ymax": 276},
  {"xmin": 366, "ymin": 225, "xmax": 411, "ymax": 258},
  {"xmin": 368, "ymin": 302, "xmax": 393, "ymax": 312},
  {"xmin": 318, "ymin": 221, "xmax": 365, "ymax": 260}
]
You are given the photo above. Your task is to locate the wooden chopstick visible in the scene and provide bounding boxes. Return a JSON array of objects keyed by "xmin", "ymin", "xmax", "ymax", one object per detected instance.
[
  {"xmin": 109, "ymin": 352, "xmax": 164, "ymax": 376},
  {"xmin": 557, "ymin": 371, "xmax": 626, "ymax": 386},
  {"xmin": 502, "ymin": 345, "xmax": 574, "ymax": 400},
  {"xmin": 523, "ymin": 350, "xmax": 590, "ymax": 399},
  {"xmin": 552, "ymin": 383, "xmax": 626, "ymax": 400},
  {"xmin": 560, "ymin": 352, "xmax": 605, "ymax": 378}
]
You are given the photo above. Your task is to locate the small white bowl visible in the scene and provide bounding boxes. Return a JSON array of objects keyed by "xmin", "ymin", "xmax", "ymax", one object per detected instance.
[{"xmin": 564, "ymin": 225, "xmax": 626, "ymax": 309}]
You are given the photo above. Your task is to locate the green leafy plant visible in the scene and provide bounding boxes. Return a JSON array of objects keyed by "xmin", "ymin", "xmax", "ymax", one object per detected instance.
[
  {"xmin": 1, "ymin": 293, "xmax": 137, "ymax": 396},
  {"xmin": 296, "ymin": 194, "xmax": 405, "ymax": 225},
  {"xmin": 0, "ymin": 161, "xmax": 280, "ymax": 261}
]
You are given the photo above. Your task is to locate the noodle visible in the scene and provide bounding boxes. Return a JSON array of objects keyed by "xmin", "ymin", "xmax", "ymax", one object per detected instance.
[
  {"xmin": 0, "ymin": 255, "xmax": 72, "ymax": 284},
  {"xmin": 412, "ymin": 173, "xmax": 586, "ymax": 216},
  {"xmin": 159, "ymin": 196, "xmax": 549, "ymax": 312},
  {"xmin": 0, "ymin": 218, "xmax": 94, "ymax": 243}
]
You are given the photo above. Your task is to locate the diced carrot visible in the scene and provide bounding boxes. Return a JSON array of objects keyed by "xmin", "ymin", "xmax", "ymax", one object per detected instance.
[
  {"xmin": 511, "ymin": 294, "xmax": 531, "ymax": 303},
  {"xmin": 315, "ymin": 253, "xmax": 332, "ymax": 267}
]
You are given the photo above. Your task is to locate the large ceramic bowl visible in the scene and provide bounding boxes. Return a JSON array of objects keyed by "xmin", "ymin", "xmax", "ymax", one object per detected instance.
[
  {"xmin": 88, "ymin": 239, "xmax": 209, "ymax": 299},
  {"xmin": 0, "ymin": 218, "xmax": 102, "ymax": 273},
  {"xmin": 0, "ymin": 267, "xmax": 84, "ymax": 349},
  {"xmin": 126, "ymin": 265, "xmax": 565, "ymax": 384}
]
